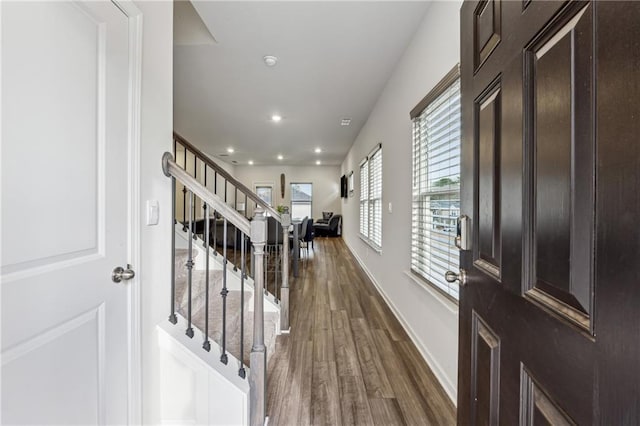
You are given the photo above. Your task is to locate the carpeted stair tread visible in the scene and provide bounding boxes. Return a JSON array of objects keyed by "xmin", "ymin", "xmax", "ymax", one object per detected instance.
[{"xmin": 174, "ymin": 250, "xmax": 278, "ymax": 366}]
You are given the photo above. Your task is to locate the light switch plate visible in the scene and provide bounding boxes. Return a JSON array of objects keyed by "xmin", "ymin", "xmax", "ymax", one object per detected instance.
[
  {"xmin": 388, "ymin": 202, "xmax": 393, "ymax": 214},
  {"xmin": 146, "ymin": 200, "xmax": 159, "ymax": 226}
]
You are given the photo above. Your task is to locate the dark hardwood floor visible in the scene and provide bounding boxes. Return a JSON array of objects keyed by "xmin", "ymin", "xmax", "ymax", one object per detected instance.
[{"xmin": 266, "ymin": 237, "xmax": 456, "ymax": 425}]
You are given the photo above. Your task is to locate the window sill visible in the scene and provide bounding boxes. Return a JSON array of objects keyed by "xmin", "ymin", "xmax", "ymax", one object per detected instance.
[
  {"xmin": 403, "ymin": 270, "xmax": 459, "ymax": 315},
  {"xmin": 359, "ymin": 234, "xmax": 382, "ymax": 254}
]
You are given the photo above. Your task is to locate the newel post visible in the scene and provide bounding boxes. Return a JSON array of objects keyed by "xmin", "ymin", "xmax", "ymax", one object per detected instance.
[
  {"xmin": 249, "ymin": 207, "xmax": 267, "ymax": 426},
  {"xmin": 280, "ymin": 208, "xmax": 291, "ymax": 332}
]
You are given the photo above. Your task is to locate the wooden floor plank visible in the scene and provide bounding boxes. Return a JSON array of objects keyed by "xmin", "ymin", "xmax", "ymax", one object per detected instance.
[
  {"xmin": 314, "ymin": 276, "xmax": 330, "ymax": 307},
  {"xmin": 368, "ymin": 398, "xmax": 407, "ymax": 426},
  {"xmin": 358, "ymin": 293, "xmax": 387, "ymax": 330},
  {"xmin": 313, "ymin": 327, "xmax": 335, "ymax": 362},
  {"xmin": 372, "ymin": 328, "xmax": 448, "ymax": 425},
  {"xmin": 266, "ymin": 238, "xmax": 456, "ymax": 426},
  {"xmin": 396, "ymin": 340, "xmax": 456, "ymax": 421},
  {"xmin": 350, "ymin": 318, "xmax": 395, "ymax": 398},
  {"xmin": 266, "ymin": 336, "xmax": 291, "ymax": 424},
  {"xmin": 332, "ymin": 310, "xmax": 362, "ymax": 378},
  {"xmin": 297, "ymin": 340, "xmax": 314, "ymax": 426},
  {"xmin": 314, "ymin": 300, "xmax": 332, "ymax": 331},
  {"xmin": 311, "ymin": 361, "xmax": 342, "ymax": 426},
  {"xmin": 328, "ymin": 279, "xmax": 346, "ymax": 311},
  {"xmin": 340, "ymin": 282, "xmax": 366, "ymax": 319},
  {"xmin": 338, "ymin": 375, "xmax": 375, "ymax": 426},
  {"xmin": 368, "ymin": 293, "xmax": 409, "ymax": 342},
  {"xmin": 273, "ymin": 339, "xmax": 312, "ymax": 425}
]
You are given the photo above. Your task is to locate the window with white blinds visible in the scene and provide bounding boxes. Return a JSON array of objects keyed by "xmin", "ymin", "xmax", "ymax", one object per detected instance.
[
  {"xmin": 360, "ymin": 161, "xmax": 369, "ymax": 237},
  {"xmin": 411, "ymin": 67, "xmax": 461, "ymax": 300},
  {"xmin": 359, "ymin": 144, "xmax": 382, "ymax": 249}
]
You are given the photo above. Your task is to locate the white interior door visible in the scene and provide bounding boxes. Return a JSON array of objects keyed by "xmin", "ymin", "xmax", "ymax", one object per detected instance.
[{"xmin": 1, "ymin": 1, "xmax": 138, "ymax": 424}]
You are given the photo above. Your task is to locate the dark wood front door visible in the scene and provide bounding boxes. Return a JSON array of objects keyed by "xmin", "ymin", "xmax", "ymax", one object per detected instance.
[{"xmin": 458, "ymin": 1, "xmax": 640, "ymax": 424}]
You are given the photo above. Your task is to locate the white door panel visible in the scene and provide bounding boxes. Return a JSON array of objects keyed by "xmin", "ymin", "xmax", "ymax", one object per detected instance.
[
  {"xmin": 2, "ymin": 306, "xmax": 105, "ymax": 424},
  {"xmin": 1, "ymin": 1, "xmax": 136, "ymax": 424}
]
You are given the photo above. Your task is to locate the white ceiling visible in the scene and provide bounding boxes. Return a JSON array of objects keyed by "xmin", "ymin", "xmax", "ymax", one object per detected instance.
[{"xmin": 174, "ymin": 1, "xmax": 431, "ymax": 166}]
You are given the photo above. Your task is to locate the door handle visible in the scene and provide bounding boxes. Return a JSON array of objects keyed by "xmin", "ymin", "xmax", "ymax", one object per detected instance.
[
  {"xmin": 112, "ymin": 264, "xmax": 135, "ymax": 283},
  {"xmin": 445, "ymin": 269, "xmax": 468, "ymax": 287}
]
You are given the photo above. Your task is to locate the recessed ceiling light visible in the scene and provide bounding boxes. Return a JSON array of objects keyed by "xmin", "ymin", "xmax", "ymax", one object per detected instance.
[
  {"xmin": 263, "ymin": 55, "xmax": 278, "ymax": 67},
  {"xmin": 248, "ymin": 160, "xmax": 254, "ymax": 165},
  {"xmin": 314, "ymin": 147, "xmax": 322, "ymax": 153},
  {"xmin": 277, "ymin": 154, "xmax": 284, "ymax": 160},
  {"xmin": 271, "ymin": 115, "xmax": 282, "ymax": 122},
  {"xmin": 316, "ymin": 160, "xmax": 321, "ymax": 165},
  {"xmin": 227, "ymin": 147, "xmax": 234, "ymax": 153},
  {"xmin": 341, "ymin": 118, "xmax": 351, "ymax": 126}
]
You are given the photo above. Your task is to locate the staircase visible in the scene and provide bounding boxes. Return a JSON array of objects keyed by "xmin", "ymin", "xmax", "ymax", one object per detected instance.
[
  {"xmin": 174, "ymin": 234, "xmax": 280, "ymax": 367},
  {"xmin": 161, "ymin": 134, "xmax": 292, "ymax": 426}
]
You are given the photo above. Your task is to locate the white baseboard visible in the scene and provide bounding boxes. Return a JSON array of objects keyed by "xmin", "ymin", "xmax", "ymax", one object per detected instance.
[{"xmin": 343, "ymin": 239, "xmax": 458, "ymax": 405}]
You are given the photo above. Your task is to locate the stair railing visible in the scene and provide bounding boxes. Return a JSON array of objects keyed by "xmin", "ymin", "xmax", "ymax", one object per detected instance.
[
  {"xmin": 163, "ymin": 152, "xmax": 267, "ymax": 426},
  {"xmin": 172, "ymin": 132, "xmax": 291, "ymax": 331}
]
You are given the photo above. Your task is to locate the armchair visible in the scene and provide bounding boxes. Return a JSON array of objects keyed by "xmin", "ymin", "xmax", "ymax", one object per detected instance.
[
  {"xmin": 315, "ymin": 211, "xmax": 333, "ymax": 224},
  {"xmin": 313, "ymin": 214, "xmax": 341, "ymax": 237}
]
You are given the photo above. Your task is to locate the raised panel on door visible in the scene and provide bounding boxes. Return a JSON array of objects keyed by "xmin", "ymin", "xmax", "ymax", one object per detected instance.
[
  {"xmin": 2, "ymin": 306, "xmax": 105, "ymax": 423},
  {"xmin": 470, "ymin": 311, "xmax": 500, "ymax": 426},
  {"xmin": 1, "ymin": 1, "xmax": 103, "ymax": 275},
  {"xmin": 523, "ymin": 3, "xmax": 594, "ymax": 331},
  {"xmin": 520, "ymin": 367, "xmax": 576, "ymax": 426},
  {"xmin": 474, "ymin": 0, "xmax": 501, "ymax": 72},
  {"xmin": 474, "ymin": 78, "xmax": 501, "ymax": 279}
]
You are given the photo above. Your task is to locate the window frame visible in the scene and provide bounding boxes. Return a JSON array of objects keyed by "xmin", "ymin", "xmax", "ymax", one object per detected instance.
[
  {"xmin": 359, "ymin": 143, "xmax": 383, "ymax": 251},
  {"xmin": 290, "ymin": 182, "xmax": 313, "ymax": 220},
  {"xmin": 410, "ymin": 65, "xmax": 461, "ymax": 303}
]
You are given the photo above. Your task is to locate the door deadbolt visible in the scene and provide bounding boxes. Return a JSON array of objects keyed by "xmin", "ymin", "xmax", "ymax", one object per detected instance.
[{"xmin": 455, "ymin": 215, "xmax": 471, "ymax": 250}]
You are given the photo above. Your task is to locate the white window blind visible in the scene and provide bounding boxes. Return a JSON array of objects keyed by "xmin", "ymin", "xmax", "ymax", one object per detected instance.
[
  {"xmin": 411, "ymin": 73, "xmax": 461, "ymax": 300},
  {"xmin": 369, "ymin": 147, "xmax": 382, "ymax": 248},
  {"xmin": 360, "ymin": 144, "xmax": 382, "ymax": 249},
  {"xmin": 360, "ymin": 161, "xmax": 368, "ymax": 237}
]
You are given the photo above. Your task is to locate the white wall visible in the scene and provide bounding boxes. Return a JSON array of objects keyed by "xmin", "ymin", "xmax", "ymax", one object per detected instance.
[
  {"xmin": 136, "ymin": 1, "xmax": 174, "ymax": 424},
  {"xmin": 234, "ymin": 165, "xmax": 342, "ymax": 220},
  {"xmin": 340, "ymin": 1, "xmax": 462, "ymax": 403}
]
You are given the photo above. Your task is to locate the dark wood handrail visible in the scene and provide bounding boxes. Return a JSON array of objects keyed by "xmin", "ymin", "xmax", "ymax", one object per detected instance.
[{"xmin": 173, "ymin": 132, "xmax": 282, "ymax": 222}]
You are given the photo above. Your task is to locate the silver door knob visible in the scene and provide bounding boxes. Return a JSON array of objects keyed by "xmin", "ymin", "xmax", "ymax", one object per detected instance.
[
  {"xmin": 444, "ymin": 269, "xmax": 467, "ymax": 287},
  {"xmin": 112, "ymin": 265, "xmax": 135, "ymax": 283}
]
